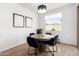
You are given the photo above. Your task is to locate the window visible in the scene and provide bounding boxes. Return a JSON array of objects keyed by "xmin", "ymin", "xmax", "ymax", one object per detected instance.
[{"xmin": 45, "ymin": 12, "xmax": 62, "ymax": 31}]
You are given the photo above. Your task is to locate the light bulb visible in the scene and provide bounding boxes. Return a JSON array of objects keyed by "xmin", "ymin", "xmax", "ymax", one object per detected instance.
[{"xmin": 38, "ymin": 9, "xmax": 47, "ymax": 13}]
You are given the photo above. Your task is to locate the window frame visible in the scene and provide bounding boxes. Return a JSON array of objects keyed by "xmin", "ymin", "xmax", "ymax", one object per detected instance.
[{"xmin": 45, "ymin": 12, "xmax": 62, "ymax": 31}]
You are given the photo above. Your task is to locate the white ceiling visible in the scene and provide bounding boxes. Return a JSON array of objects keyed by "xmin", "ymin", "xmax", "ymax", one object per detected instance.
[{"xmin": 18, "ymin": 3, "xmax": 71, "ymax": 13}]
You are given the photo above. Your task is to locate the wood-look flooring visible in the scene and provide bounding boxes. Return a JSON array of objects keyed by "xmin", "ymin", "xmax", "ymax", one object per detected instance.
[{"xmin": 0, "ymin": 43, "xmax": 79, "ymax": 56}]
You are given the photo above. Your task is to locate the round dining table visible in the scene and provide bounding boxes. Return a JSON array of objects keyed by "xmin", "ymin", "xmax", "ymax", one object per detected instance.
[
  {"xmin": 31, "ymin": 34, "xmax": 54, "ymax": 52},
  {"xmin": 31, "ymin": 34, "xmax": 54, "ymax": 41}
]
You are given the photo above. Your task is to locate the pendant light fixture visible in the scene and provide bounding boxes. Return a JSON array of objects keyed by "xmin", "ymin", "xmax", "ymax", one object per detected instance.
[{"xmin": 38, "ymin": 5, "xmax": 47, "ymax": 13}]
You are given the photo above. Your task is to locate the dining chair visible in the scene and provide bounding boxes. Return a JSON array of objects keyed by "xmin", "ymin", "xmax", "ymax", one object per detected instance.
[
  {"xmin": 29, "ymin": 33, "xmax": 35, "ymax": 36},
  {"xmin": 27, "ymin": 36, "xmax": 53, "ymax": 56},
  {"xmin": 44, "ymin": 35, "xmax": 59, "ymax": 56},
  {"xmin": 45, "ymin": 33, "xmax": 52, "ymax": 35},
  {"xmin": 27, "ymin": 36, "xmax": 41, "ymax": 56}
]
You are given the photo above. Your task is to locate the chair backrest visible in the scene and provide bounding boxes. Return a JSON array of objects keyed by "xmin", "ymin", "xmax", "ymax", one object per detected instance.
[
  {"xmin": 49, "ymin": 35, "xmax": 59, "ymax": 46},
  {"xmin": 45, "ymin": 33, "xmax": 52, "ymax": 35},
  {"xmin": 37, "ymin": 29, "xmax": 42, "ymax": 34},
  {"xmin": 29, "ymin": 33, "xmax": 35, "ymax": 36},
  {"xmin": 53, "ymin": 35, "xmax": 59, "ymax": 45},
  {"xmin": 27, "ymin": 37, "xmax": 38, "ymax": 48}
]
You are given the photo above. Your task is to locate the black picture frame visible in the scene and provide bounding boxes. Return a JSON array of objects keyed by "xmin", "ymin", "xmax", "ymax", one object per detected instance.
[
  {"xmin": 25, "ymin": 16, "xmax": 32, "ymax": 28},
  {"xmin": 13, "ymin": 13, "xmax": 24, "ymax": 28}
]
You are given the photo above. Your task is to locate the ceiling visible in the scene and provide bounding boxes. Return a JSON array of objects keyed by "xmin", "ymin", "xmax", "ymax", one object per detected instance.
[{"xmin": 18, "ymin": 3, "xmax": 71, "ymax": 13}]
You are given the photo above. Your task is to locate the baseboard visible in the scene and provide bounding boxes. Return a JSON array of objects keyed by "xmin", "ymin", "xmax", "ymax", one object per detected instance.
[
  {"xmin": 59, "ymin": 42, "xmax": 77, "ymax": 47},
  {"xmin": 0, "ymin": 41, "xmax": 26, "ymax": 52}
]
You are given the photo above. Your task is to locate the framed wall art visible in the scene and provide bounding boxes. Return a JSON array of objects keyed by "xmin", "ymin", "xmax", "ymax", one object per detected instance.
[
  {"xmin": 13, "ymin": 13, "xmax": 24, "ymax": 28},
  {"xmin": 25, "ymin": 16, "xmax": 32, "ymax": 28}
]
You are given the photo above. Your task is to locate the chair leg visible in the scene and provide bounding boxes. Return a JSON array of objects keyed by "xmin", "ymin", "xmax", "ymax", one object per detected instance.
[
  {"xmin": 55, "ymin": 45, "xmax": 57, "ymax": 52},
  {"xmin": 52, "ymin": 46, "xmax": 54, "ymax": 56},
  {"xmin": 52, "ymin": 45, "xmax": 57, "ymax": 52},
  {"xmin": 48, "ymin": 48, "xmax": 54, "ymax": 56},
  {"xmin": 28, "ymin": 46, "xmax": 30, "ymax": 55},
  {"xmin": 35, "ymin": 48, "xmax": 37, "ymax": 56}
]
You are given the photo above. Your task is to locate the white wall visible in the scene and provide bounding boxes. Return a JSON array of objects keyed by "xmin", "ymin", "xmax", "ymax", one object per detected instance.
[
  {"xmin": 38, "ymin": 4, "xmax": 77, "ymax": 45},
  {"xmin": 0, "ymin": 3, "xmax": 38, "ymax": 52}
]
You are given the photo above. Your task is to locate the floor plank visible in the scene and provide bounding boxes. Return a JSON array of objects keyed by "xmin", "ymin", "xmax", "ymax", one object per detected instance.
[{"xmin": 0, "ymin": 43, "xmax": 79, "ymax": 56}]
